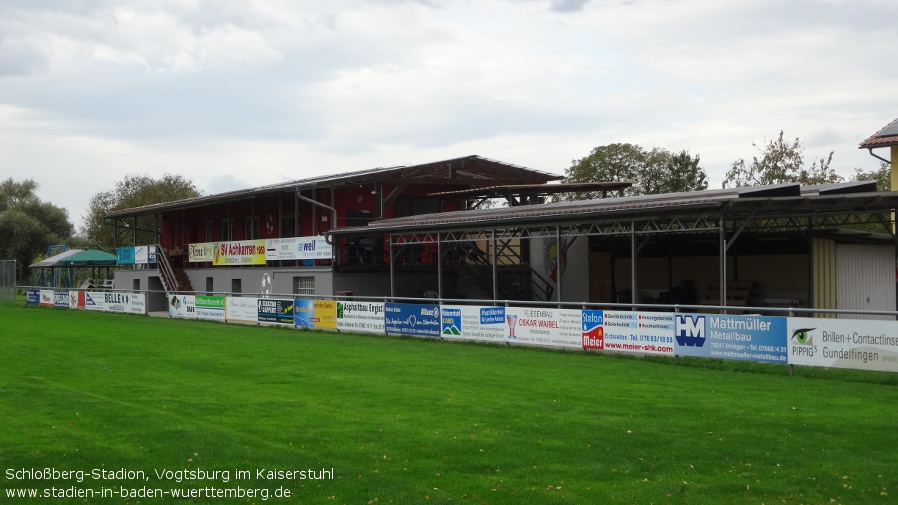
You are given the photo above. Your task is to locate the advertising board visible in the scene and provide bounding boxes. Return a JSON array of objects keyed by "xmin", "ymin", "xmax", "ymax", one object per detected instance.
[
  {"xmin": 385, "ymin": 302, "xmax": 440, "ymax": 337},
  {"xmin": 503, "ymin": 307, "xmax": 582, "ymax": 349},
  {"xmin": 675, "ymin": 313, "xmax": 787, "ymax": 363},
  {"xmin": 336, "ymin": 301, "xmax": 385, "ymax": 333},
  {"xmin": 196, "ymin": 295, "xmax": 226, "ymax": 321},
  {"xmin": 226, "ymin": 296, "xmax": 259, "ymax": 323},
  {"xmin": 788, "ymin": 317, "xmax": 898, "ymax": 372},
  {"xmin": 440, "ymin": 305, "xmax": 507, "ymax": 343}
]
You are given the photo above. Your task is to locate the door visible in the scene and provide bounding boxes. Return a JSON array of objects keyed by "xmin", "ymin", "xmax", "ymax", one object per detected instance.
[{"xmin": 589, "ymin": 251, "xmax": 614, "ymax": 303}]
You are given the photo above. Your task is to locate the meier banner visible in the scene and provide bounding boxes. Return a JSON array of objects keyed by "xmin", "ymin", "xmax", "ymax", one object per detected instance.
[{"xmin": 583, "ymin": 310, "xmax": 675, "ymax": 356}]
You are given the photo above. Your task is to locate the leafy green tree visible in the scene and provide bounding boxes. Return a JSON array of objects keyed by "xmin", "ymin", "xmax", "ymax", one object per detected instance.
[
  {"xmin": 0, "ymin": 178, "xmax": 74, "ymax": 281},
  {"xmin": 82, "ymin": 174, "xmax": 201, "ymax": 250},
  {"xmin": 723, "ymin": 131, "xmax": 842, "ymax": 187},
  {"xmin": 851, "ymin": 161, "xmax": 890, "ymax": 192},
  {"xmin": 556, "ymin": 143, "xmax": 707, "ymax": 200},
  {"xmin": 641, "ymin": 149, "xmax": 708, "ymax": 195}
]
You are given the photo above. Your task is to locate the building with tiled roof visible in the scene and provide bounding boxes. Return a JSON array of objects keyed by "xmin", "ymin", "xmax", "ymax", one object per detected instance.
[{"xmin": 859, "ymin": 117, "xmax": 897, "ymax": 190}]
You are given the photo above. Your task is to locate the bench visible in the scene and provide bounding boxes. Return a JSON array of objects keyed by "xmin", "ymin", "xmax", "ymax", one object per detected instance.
[{"xmin": 700, "ymin": 281, "xmax": 754, "ymax": 309}]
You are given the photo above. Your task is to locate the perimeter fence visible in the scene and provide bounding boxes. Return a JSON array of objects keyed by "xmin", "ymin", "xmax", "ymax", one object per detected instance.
[{"xmin": 0, "ymin": 260, "xmax": 15, "ymax": 301}]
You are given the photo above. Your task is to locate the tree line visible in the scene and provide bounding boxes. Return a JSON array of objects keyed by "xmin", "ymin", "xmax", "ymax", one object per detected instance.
[
  {"xmin": 1, "ymin": 131, "xmax": 891, "ymax": 282},
  {"xmin": 557, "ymin": 130, "xmax": 888, "ymax": 199}
]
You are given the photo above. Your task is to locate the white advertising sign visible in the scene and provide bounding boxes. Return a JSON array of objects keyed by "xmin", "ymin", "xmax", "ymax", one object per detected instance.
[
  {"xmin": 788, "ymin": 317, "xmax": 898, "ymax": 372},
  {"xmin": 85, "ymin": 291, "xmax": 107, "ymax": 311},
  {"xmin": 168, "ymin": 294, "xmax": 196, "ymax": 318},
  {"xmin": 104, "ymin": 292, "xmax": 146, "ymax": 314},
  {"xmin": 601, "ymin": 310, "xmax": 676, "ymax": 356},
  {"xmin": 336, "ymin": 301, "xmax": 386, "ymax": 333},
  {"xmin": 503, "ymin": 307, "xmax": 582, "ymax": 349},
  {"xmin": 226, "ymin": 296, "xmax": 259, "ymax": 324},
  {"xmin": 440, "ymin": 305, "xmax": 507, "ymax": 343},
  {"xmin": 265, "ymin": 236, "xmax": 332, "ymax": 261}
]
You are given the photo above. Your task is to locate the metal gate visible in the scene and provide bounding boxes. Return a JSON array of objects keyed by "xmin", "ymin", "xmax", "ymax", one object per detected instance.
[{"xmin": 0, "ymin": 260, "xmax": 15, "ymax": 301}]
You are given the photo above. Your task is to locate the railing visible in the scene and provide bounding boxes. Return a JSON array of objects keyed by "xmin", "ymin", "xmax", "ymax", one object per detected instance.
[
  {"xmin": 450, "ymin": 238, "xmax": 556, "ymax": 301},
  {"xmin": 154, "ymin": 244, "xmax": 179, "ymax": 292}
]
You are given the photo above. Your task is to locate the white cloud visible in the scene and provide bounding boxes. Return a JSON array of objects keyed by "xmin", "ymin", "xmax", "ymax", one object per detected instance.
[{"xmin": 0, "ymin": 0, "xmax": 896, "ymax": 235}]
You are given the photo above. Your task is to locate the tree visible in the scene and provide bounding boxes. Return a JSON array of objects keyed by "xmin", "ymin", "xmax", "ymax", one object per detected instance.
[
  {"xmin": 723, "ymin": 131, "xmax": 842, "ymax": 187},
  {"xmin": 555, "ymin": 143, "xmax": 708, "ymax": 201},
  {"xmin": 641, "ymin": 149, "xmax": 708, "ymax": 195},
  {"xmin": 82, "ymin": 174, "xmax": 201, "ymax": 250},
  {"xmin": 851, "ymin": 161, "xmax": 890, "ymax": 192},
  {"xmin": 0, "ymin": 178, "xmax": 75, "ymax": 281}
]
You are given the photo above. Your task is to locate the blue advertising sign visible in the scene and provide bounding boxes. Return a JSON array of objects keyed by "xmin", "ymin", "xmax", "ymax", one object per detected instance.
[
  {"xmin": 674, "ymin": 313, "xmax": 788, "ymax": 363},
  {"xmin": 441, "ymin": 307, "xmax": 462, "ymax": 336},
  {"xmin": 385, "ymin": 302, "xmax": 440, "ymax": 337},
  {"xmin": 53, "ymin": 290, "xmax": 69, "ymax": 309},
  {"xmin": 26, "ymin": 289, "xmax": 40, "ymax": 306},
  {"xmin": 293, "ymin": 298, "xmax": 315, "ymax": 327},
  {"xmin": 116, "ymin": 246, "xmax": 136, "ymax": 265}
]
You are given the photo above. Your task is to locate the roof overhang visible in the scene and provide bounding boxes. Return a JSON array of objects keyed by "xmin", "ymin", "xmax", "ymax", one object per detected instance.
[
  {"xmin": 427, "ymin": 181, "xmax": 636, "ymax": 201},
  {"xmin": 102, "ymin": 155, "xmax": 564, "ymax": 221},
  {"xmin": 859, "ymin": 117, "xmax": 898, "ymax": 150},
  {"xmin": 328, "ymin": 182, "xmax": 897, "ymax": 236}
]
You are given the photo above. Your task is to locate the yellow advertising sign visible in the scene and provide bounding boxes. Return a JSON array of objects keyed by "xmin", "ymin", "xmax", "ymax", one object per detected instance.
[
  {"xmin": 313, "ymin": 299, "xmax": 338, "ymax": 329},
  {"xmin": 212, "ymin": 240, "xmax": 266, "ymax": 266}
]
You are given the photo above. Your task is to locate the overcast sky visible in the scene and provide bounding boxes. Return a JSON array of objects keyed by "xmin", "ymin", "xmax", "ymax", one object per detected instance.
[{"xmin": 1, "ymin": 0, "xmax": 896, "ymax": 231}]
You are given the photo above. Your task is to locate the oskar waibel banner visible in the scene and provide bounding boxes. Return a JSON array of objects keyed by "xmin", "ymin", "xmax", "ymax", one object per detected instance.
[{"xmin": 675, "ymin": 313, "xmax": 787, "ymax": 363}]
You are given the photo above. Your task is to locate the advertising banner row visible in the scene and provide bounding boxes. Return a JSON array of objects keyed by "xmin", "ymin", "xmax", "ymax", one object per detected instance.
[
  {"xmin": 166, "ymin": 297, "xmax": 898, "ymax": 373},
  {"xmin": 184, "ymin": 237, "xmax": 331, "ymax": 265},
  {"xmin": 26, "ymin": 289, "xmax": 147, "ymax": 315},
  {"xmin": 26, "ymin": 289, "xmax": 898, "ymax": 373}
]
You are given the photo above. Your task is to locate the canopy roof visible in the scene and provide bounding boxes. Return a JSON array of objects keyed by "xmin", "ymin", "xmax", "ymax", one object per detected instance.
[
  {"xmin": 29, "ymin": 248, "xmax": 84, "ymax": 268},
  {"xmin": 102, "ymin": 155, "xmax": 564, "ymax": 220},
  {"xmin": 330, "ymin": 181, "xmax": 892, "ymax": 235},
  {"xmin": 56, "ymin": 249, "xmax": 118, "ymax": 267}
]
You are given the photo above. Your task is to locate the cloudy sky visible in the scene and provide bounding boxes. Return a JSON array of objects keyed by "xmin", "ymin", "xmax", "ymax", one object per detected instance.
[{"xmin": 1, "ymin": 0, "xmax": 896, "ymax": 230}]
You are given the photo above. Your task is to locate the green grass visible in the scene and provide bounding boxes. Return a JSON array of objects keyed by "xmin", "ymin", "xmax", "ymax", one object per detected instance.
[{"xmin": 1, "ymin": 302, "xmax": 896, "ymax": 504}]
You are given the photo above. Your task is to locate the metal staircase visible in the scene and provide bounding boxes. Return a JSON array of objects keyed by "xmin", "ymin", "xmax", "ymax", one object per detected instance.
[
  {"xmin": 448, "ymin": 238, "xmax": 557, "ymax": 301},
  {"xmin": 154, "ymin": 245, "xmax": 180, "ymax": 293}
]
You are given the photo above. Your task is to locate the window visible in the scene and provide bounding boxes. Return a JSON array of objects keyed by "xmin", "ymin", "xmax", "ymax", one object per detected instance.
[
  {"xmin": 293, "ymin": 276, "xmax": 314, "ymax": 296},
  {"xmin": 206, "ymin": 219, "xmax": 214, "ymax": 241},
  {"xmin": 221, "ymin": 218, "xmax": 234, "ymax": 241},
  {"xmin": 231, "ymin": 279, "xmax": 242, "ymax": 294},
  {"xmin": 281, "ymin": 212, "xmax": 297, "ymax": 238},
  {"xmin": 206, "ymin": 277, "xmax": 213, "ymax": 295},
  {"xmin": 245, "ymin": 215, "xmax": 260, "ymax": 240}
]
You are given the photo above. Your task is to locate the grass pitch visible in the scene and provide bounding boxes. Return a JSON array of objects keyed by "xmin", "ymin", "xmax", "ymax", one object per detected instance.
[{"xmin": 0, "ymin": 302, "xmax": 896, "ymax": 504}]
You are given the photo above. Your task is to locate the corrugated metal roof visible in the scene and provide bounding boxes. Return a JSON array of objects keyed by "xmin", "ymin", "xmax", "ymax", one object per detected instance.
[
  {"xmin": 340, "ymin": 181, "xmax": 889, "ymax": 234},
  {"xmin": 427, "ymin": 181, "xmax": 636, "ymax": 199},
  {"xmin": 103, "ymin": 155, "xmax": 563, "ymax": 220}
]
